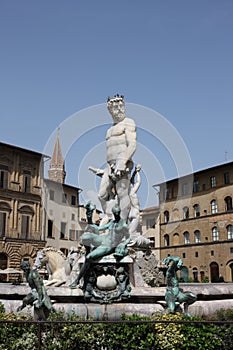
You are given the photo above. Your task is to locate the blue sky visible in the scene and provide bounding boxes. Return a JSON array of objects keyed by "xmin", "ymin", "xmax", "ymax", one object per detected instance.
[{"xmin": 0, "ymin": 1, "xmax": 233, "ymax": 209}]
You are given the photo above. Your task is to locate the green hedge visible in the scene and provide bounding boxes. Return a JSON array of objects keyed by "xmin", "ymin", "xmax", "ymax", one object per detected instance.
[{"xmin": 0, "ymin": 303, "xmax": 230, "ymax": 350}]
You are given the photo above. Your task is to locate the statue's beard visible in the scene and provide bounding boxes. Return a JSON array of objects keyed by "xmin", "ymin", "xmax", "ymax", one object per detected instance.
[{"xmin": 111, "ymin": 112, "xmax": 125, "ymax": 123}]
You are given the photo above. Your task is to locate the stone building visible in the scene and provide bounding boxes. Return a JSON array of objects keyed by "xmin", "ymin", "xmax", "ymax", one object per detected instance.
[
  {"xmin": 43, "ymin": 135, "xmax": 100, "ymax": 254},
  {"xmin": 140, "ymin": 206, "xmax": 160, "ymax": 259},
  {"xmin": 154, "ymin": 161, "xmax": 233, "ymax": 282},
  {"xmin": 0, "ymin": 142, "xmax": 47, "ymax": 281}
]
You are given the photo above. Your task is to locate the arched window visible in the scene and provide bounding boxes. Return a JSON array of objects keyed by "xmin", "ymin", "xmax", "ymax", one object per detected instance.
[
  {"xmin": 225, "ymin": 196, "xmax": 233, "ymax": 211},
  {"xmin": 183, "ymin": 206, "xmax": 189, "ymax": 219},
  {"xmin": 227, "ymin": 225, "xmax": 233, "ymax": 240},
  {"xmin": 164, "ymin": 211, "xmax": 169, "ymax": 223},
  {"xmin": 0, "ymin": 202, "xmax": 11, "ymax": 238},
  {"xmin": 212, "ymin": 226, "xmax": 219, "ymax": 241},
  {"xmin": 18, "ymin": 205, "xmax": 34, "ymax": 240},
  {"xmin": 194, "ymin": 230, "xmax": 201, "ymax": 243},
  {"xmin": 184, "ymin": 231, "xmax": 190, "ymax": 244},
  {"xmin": 164, "ymin": 234, "xmax": 170, "ymax": 246},
  {"xmin": 211, "ymin": 200, "xmax": 218, "ymax": 214},
  {"xmin": 193, "ymin": 204, "xmax": 200, "ymax": 217}
]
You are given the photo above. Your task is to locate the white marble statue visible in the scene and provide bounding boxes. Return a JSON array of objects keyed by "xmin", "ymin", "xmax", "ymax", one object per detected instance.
[{"xmin": 98, "ymin": 94, "xmax": 137, "ymax": 222}]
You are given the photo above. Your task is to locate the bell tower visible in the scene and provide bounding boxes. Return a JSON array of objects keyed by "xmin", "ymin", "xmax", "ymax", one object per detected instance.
[{"xmin": 48, "ymin": 133, "xmax": 66, "ymax": 184}]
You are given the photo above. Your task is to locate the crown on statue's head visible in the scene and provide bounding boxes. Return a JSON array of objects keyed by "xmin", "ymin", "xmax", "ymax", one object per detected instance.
[{"xmin": 107, "ymin": 94, "xmax": 125, "ymax": 104}]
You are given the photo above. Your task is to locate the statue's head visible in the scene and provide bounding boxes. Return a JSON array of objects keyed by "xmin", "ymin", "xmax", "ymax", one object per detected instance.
[
  {"xmin": 33, "ymin": 249, "xmax": 46, "ymax": 269},
  {"xmin": 107, "ymin": 94, "xmax": 125, "ymax": 123}
]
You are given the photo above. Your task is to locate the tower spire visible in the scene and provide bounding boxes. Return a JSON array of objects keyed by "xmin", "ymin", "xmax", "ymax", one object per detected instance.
[{"xmin": 48, "ymin": 131, "xmax": 66, "ymax": 183}]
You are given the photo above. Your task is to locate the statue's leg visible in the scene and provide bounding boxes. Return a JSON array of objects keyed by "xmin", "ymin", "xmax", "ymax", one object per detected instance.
[
  {"xmin": 70, "ymin": 247, "xmax": 114, "ymax": 288},
  {"xmin": 128, "ymin": 207, "xmax": 140, "ymax": 237},
  {"xmin": 116, "ymin": 177, "xmax": 131, "ymax": 221},
  {"xmin": 98, "ymin": 168, "xmax": 113, "ymax": 216},
  {"xmin": 69, "ymin": 258, "xmax": 91, "ymax": 288},
  {"xmin": 178, "ymin": 292, "xmax": 197, "ymax": 316}
]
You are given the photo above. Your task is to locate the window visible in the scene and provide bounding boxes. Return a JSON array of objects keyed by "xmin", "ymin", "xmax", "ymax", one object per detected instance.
[
  {"xmin": 164, "ymin": 211, "xmax": 169, "ymax": 223},
  {"xmin": 211, "ymin": 200, "xmax": 218, "ymax": 214},
  {"xmin": 0, "ymin": 166, "xmax": 8, "ymax": 189},
  {"xmin": 193, "ymin": 204, "xmax": 200, "ymax": 217},
  {"xmin": 164, "ymin": 234, "xmax": 170, "ymax": 246},
  {"xmin": 71, "ymin": 213, "xmax": 75, "ymax": 221},
  {"xmin": 0, "ymin": 212, "xmax": 6, "ymax": 237},
  {"xmin": 195, "ymin": 251, "xmax": 199, "ymax": 258},
  {"xmin": 184, "ymin": 231, "xmax": 190, "ymax": 244},
  {"xmin": 49, "ymin": 190, "xmax": 54, "ymax": 201},
  {"xmin": 225, "ymin": 196, "xmax": 233, "ymax": 211},
  {"xmin": 47, "ymin": 219, "xmax": 53, "ymax": 238},
  {"xmin": 23, "ymin": 171, "xmax": 31, "ymax": 193},
  {"xmin": 60, "ymin": 222, "xmax": 66, "ymax": 239},
  {"xmin": 210, "ymin": 176, "xmax": 216, "ymax": 188},
  {"xmin": 193, "ymin": 179, "xmax": 199, "ymax": 193},
  {"xmin": 230, "ymin": 247, "xmax": 233, "ymax": 254},
  {"xmin": 224, "ymin": 172, "xmax": 230, "ymax": 185},
  {"xmin": 71, "ymin": 195, "xmax": 76, "ymax": 206},
  {"xmin": 212, "ymin": 227, "xmax": 219, "ymax": 241},
  {"xmin": 211, "ymin": 250, "xmax": 214, "ymax": 256},
  {"xmin": 183, "ymin": 206, "xmax": 189, "ymax": 219},
  {"xmin": 182, "ymin": 252, "xmax": 186, "ymax": 259},
  {"xmin": 194, "ymin": 230, "xmax": 201, "ymax": 243},
  {"xmin": 21, "ymin": 215, "xmax": 30, "ymax": 239},
  {"xmin": 227, "ymin": 225, "xmax": 233, "ymax": 240},
  {"xmin": 146, "ymin": 218, "xmax": 155, "ymax": 229}
]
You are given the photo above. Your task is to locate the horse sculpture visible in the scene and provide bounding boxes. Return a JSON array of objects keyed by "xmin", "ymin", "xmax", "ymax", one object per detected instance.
[{"xmin": 33, "ymin": 246, "xmax": 82, "ymax": 287}]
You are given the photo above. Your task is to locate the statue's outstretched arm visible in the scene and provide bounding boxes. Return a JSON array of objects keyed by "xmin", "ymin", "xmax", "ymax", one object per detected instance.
[{"xmin": 88, "ymin": 166, "xmax": 104, "ymax": 177}]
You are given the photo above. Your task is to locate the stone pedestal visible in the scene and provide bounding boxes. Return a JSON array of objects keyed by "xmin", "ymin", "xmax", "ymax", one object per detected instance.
[{"xmin": 79, "ymin": 254, "xmax": 134, "ymax": 303}]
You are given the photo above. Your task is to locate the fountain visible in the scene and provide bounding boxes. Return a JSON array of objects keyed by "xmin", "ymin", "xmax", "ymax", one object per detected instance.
[{"xmin": 1, "ymin": 95, "xmax": 233, "ymax": 319}]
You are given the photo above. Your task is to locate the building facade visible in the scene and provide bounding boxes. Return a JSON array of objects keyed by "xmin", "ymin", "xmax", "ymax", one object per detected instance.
[
  {"xmin": 140, "ymin": 206, "xmax": 160, "ymax": 259},
  {"xmin": 155, "ymin": 162, "xmax": 233, "ymax": 282},
  {"xmin": 0, "ymin": 142, "xmax": 47, "ymax": 281},
  {"xmin": 43, "ymin": 135, "xmax": 100, "ymax": 254},
  {"xmin": 43, "ymin": 178, "xmax": 83, "ymax": 254}
]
